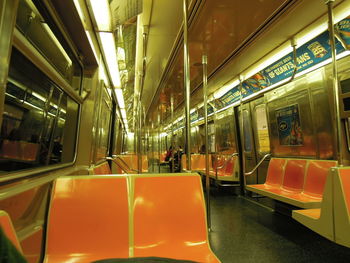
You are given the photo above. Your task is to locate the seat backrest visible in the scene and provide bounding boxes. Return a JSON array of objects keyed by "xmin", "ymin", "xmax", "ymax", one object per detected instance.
[
  {"xmin": 46, "ymin": 176, "xmax": 129, "ymax": 258},
  {"xmin": 224, "ymin": 156, "xmax": 235, "ymax": 176},
  {"xmin": 93, "ymin": 161, "xmax": 112, "ymax": 175},
  {"xmin": 133, "ymin": 175, "xmax": 208, "ymax": 258},
  {"xmin": 303, "ymin": 160, "xmax": 337, "ymax": 198},
  {"xmin": 0, "ymin": 211, "xmax": 22, "ymax": 252},
  {"xmin": 282, "ymin": 159, "xmax": 307, "ymax": 192},
  {"xmin": 265, "ymin": 158, "xmax": 286, "ymax": 186},
  {"xmin": 339, "ymin": 169, "xmax": 350, "ymax": 213}
]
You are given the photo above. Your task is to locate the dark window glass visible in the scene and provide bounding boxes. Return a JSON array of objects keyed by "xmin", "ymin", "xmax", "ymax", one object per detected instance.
[
  {"xmin": 341, "ymin": 79, "xmax": 350, "ymax": 94},
  {"xmin": 343, "ymin": 97, "xmax": 350, "ymax": 111},
  {"xmin": 0, "ymin": 48, "xmax": 79, "ymax": 174}
]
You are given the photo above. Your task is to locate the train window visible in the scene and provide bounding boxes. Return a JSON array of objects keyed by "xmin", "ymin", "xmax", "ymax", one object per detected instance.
[
  {"xmin": 16, "ymin": 0, "xmax": 82, "ymax": 92},
  {"xmin": 341, "ymin": 79, "xmax": 350, "ymax": 94},
  {"xmin": 96, "ymin": 88, "xmax": 113, "ymax": 161},
  {"xmin": 346, "ymin": 118, "xmax": 350, "ymax": 152},
  {"xmin": 343, "ymin": 97, "xmax": 350, "ymax": 111},
  {"xmin": 254, "ymin": 105, "xmax": 270, "ymax": 153},
  {"xmin": 0, "ymin": 48, "xmax": 79, "ymax": 174},
  {"xmin": 215, "ymin": 108, "xmax": 237, "ymax": 154}
]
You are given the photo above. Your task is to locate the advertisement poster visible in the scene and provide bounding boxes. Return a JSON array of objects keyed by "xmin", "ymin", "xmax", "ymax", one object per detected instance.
[
  {"xmin": 276, "ymin": 104, "xmax": 303, "ymax": 146},
  {"xmin": 255, "ymin": 106, "xmax": 270, "ymax": 152}
]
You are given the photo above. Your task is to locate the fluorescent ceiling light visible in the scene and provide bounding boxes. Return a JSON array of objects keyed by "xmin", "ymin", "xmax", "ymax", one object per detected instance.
[
  {"xmin": 89, "ymin": 0, "xmax": 111, "ymax": 31},
  {"xmin": 99, "ymin": 32, "xmax": 121, "ymax": 88},
  {"xmin": 86, "ymin": 30, "xmax": 98, "ymax": 63},
  {"xmin": 42, "ymin": 23, "xmax": 72, "ymax": 67},
  {"xmin": 115, "ymin": 88, "xmax": 125, "ymax": 108}
]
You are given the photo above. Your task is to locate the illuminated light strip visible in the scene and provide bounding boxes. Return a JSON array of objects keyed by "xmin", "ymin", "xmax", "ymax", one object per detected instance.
[
  {"xmin": 86, "ymin": 30, "xmax": 99, "ymax": 64},
  {"xmin": 99, "ymin": 32, "xmax": 121, "ymax": 88},
  {"xmin": 242, "ymin": 46, "xmax": 294, "ymax": 81},
  {"xmin": 115, "ymin": 88, "xmax": 125, "ymax": 109},
  {"xmin": 73, "ymin": 0, "xmax": 85, "ymax": 23},
  {"xmin": 88, "ymin": 0, "xmax": 111, "ymax": 31}
]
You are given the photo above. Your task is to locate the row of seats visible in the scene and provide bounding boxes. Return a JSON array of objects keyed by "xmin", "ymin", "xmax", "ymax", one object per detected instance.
[
  {"xmin": 1, "ymin": 174, "xmax": 220, "ymax": 263},
  {"xmin": 182, "ymin": 154, "xmax": 239, "ymax": 181},
  {"xmin": 293, "ymin": 167, "xmax": 350, "ymax": 248},
  {"xmin": 0, "ymin": 140, "xmax": 39, "ymax": 162},
  {"xmin": 246, "ymin": 158, "xmax": 337, "ymax": 208}
]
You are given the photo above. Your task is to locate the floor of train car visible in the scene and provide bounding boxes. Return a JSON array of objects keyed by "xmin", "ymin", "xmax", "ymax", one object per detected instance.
[{"xmin": 151, "ymin": 162, "xmax": 350, "ymax": 263}]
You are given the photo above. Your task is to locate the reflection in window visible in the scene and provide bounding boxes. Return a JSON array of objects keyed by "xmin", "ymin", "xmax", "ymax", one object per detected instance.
[
  {"xmin": 16, "ymin": 0, "xmax": 82, "ymax": 91},
  {"xmin": 0, "ymin": 48, "xmax": 79, "ymax": 174}
]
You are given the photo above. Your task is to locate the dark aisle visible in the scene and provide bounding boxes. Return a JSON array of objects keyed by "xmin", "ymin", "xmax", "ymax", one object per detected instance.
[{"xmin": 208, "ymin": 188, "xmax": 350, "ymax": 263}]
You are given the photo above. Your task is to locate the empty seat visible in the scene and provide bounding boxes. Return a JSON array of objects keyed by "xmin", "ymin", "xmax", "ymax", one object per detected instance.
[
  {"xmin": 92, "ymin": 161, "xmax": 112, "ymax": 174},
  {"xmin": 334, "ymin": 168, "xmax": 350, "ymax": 247},
  {"xmin": 133, "ymin": 174, "xmax": 219, "ymax": 263},
  {"xmin": 246, "ymin": 158, "xmax": 336, "ymax": 208},
  {"xmin": 44, "ymin": 176, "xmax": 129, "ymax": 262},
  {"xmin": 292, "ymin": 168, "xmax": 335, "ymax": 241}
]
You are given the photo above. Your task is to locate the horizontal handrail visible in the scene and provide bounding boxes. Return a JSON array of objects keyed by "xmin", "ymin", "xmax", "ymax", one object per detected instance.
[{"xmin": 245, "ymin": 153, "xmax": 271, "ymax": 176}]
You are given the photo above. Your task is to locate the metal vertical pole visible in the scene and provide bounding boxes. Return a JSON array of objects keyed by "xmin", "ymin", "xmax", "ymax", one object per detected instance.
[
  {"xmin": 183, "ymin": 0, "xmax": 191, "ymax": 171},
  {"xmin": 171, "ymin": 95, "xmax": 175, "ymax": 173},
  {"xmin": 158, "ymin": 112, "xmax": 161, "ymax": 173},
  {"xmin": 138, "ymin": 102, "xmax": 142, "ymax": 173},
  {"xmin": 202, "ymin": 55, "xmax": 211, "ymax": 231},
  {"xmin": 326, "ymin": 0, "xmax": 343, "ymax": 166},
  {"xmin": 239, "ymin": 78, "xmax": 247, "ymax": 193}
]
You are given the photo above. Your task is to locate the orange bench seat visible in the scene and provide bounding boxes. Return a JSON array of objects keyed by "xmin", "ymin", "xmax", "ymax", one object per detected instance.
[
  {"xmin": 246, "ymin": 158, "xmax": 337, "ymax": 208},
  {"xmin": 44, "ymin": 174, "xmax": 219, "ymax": 262}
]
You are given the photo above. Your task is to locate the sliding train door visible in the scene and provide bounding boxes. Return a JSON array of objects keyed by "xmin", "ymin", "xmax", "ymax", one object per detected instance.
[
  {"xmin": 238, "ymin": 103, "xmax": 258, "ymax": 185},
  {"xmin": 238, "ymin": 97, "xmax": 271, "ymax": 186}
]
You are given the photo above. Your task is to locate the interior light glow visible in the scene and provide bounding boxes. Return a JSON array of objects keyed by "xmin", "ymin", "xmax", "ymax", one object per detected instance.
[
  {"xmin": 115, "ymin": 88, "xmax": 125, "ymax": 108},
  {"xmin": 99, "ymin": 32, "xmax": 121, "ymax": 88},
  {"xmin": 243, "ymin": 45, "xmax": 293, "ymax": 80},
  {"xmin": 73, "ymin": 0, "xmax": 85, "ymax": 24},
  {"xmin": 88, "ymin": 0, "xmax": 111, "ymax": 31},
  {"xmin": 121, "ymin": 109, "xmax": 127, "ymax": 119},
  {"xmin": 42, "ymin": 24, "xmax": 72, "ymax": 67},
  {"xmin": 32, "ymin": 92, "xmax": 46, "ymax": 102},
  {"xmin": 86, "ymin": 30, "xmax": 99, "ymax": 63},
  {"xmin": 214, "ymin": 79, "xmax": 240, "ymax": 98}
]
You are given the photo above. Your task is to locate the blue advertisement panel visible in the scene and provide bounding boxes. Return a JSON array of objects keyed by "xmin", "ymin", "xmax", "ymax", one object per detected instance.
[
  {"xmin": 337, "ymin": 16, "xmax": 350, "ymax": 49},
  {"xmin": 276, "ymin": 104, "xmax": 303, "ymax": 146}
]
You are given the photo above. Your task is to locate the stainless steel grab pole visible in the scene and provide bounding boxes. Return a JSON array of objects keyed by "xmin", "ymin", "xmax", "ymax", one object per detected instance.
[
  {"xmin": 202, "ymin": 55, "xmax": 211, "ymax": 231},
  {"xmin": 325, "ymin": 0, "xmax": 343, "ymax": 166},
  {"xmin": 183, "ymin": 0, "xmax": 191, "ymax": 171}
]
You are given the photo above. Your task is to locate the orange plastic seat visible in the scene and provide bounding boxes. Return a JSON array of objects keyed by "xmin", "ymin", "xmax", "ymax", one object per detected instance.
[
  {"xmin": 0, "ymin": 210, "xmax": 22, "ymax": 252},
  {"xmin": 20, "ymin": 142, "xmax": 39, "ymax": 161},
  {"xmin": 92, "ymin": 161, "xmax": 112, "ymax": 174},
  {"xmin": 133, "ymin": 174, "xmax": 220, "ymax": 263},
  {"xmin": 44, "ymin": 176, "xmax": 129, "ymax": 263},
  {"xmin": 281, "ymin": 159, "xmax": 307, "ymax": 193},
  {"xmin": 302, "ymin": 160, "xmax": 337, "ymax": 198},
  {"xmin": 246, "ymin": 159, "xmax": 336, "ymax": 208},
  {"xmin": 265, "ymin": 158, "xmax": 286, "ymax": 186},
  {"xmin": 334, "ymin": 168, "xmax": 350, "ymax": 247}
]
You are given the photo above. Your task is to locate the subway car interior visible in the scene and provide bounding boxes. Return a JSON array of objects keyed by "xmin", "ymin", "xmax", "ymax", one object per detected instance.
[{"xmin": 2, "ymin": 0, "xmax": 350, "ymax": 262}]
